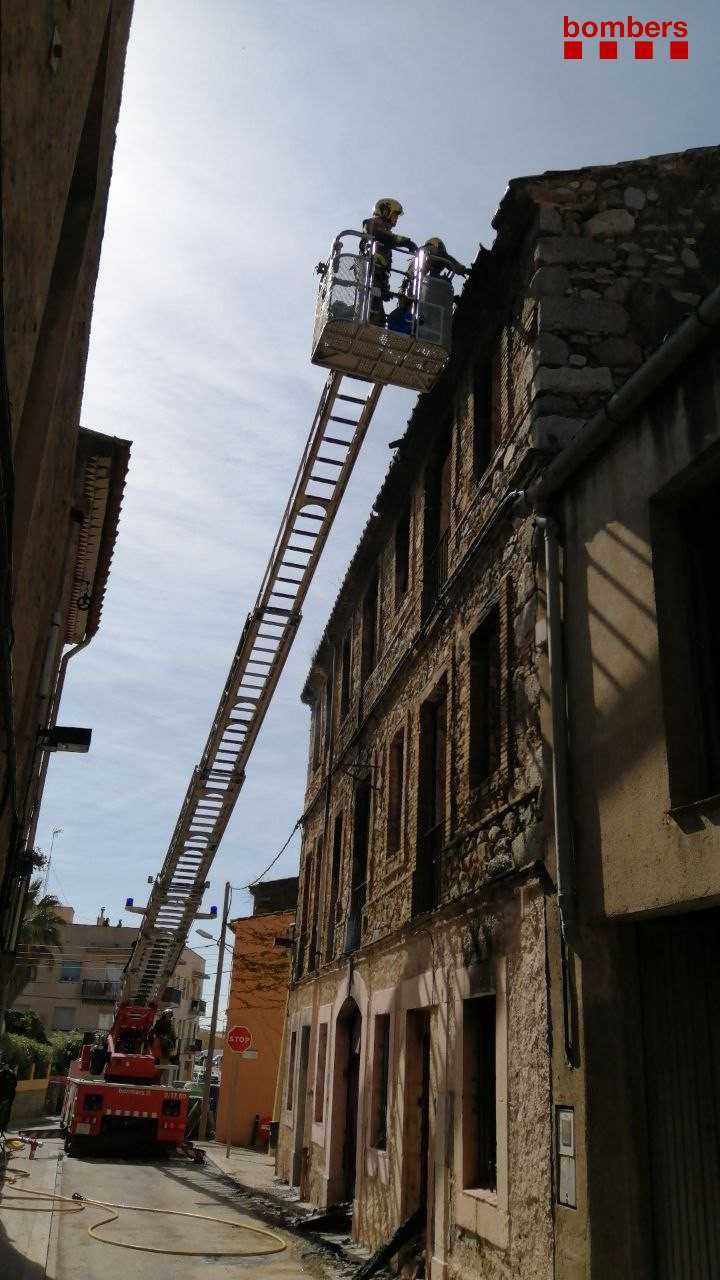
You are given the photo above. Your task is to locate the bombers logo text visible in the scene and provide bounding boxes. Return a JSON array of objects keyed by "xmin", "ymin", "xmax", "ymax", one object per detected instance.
[{"xmin": 563, "ymin": 15, "xmax": 689, "ymax": 59}]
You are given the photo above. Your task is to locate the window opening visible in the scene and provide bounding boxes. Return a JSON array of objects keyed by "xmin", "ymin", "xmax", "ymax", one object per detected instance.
[
  {"xmin": 362, "ymin": 571, "xmax": 379, "ymax": 682},
  {"xmin": 387, "ymin": 729, "xmax": 405, "ymax": 855},
  {"xmin": 469, "ymin": 607, "xmax": 502, "ymax": 787},
  {"xmin": 327, "ymin": 811, "xmax": 343, "ymax": 959},
  {"xmin": 394, "ymin": 506, "xmax": 411, "ymax": 606},
  {"xmin": 371, "ymin": 1013, "xmax": 391, "ymax": 1149},
  {"xmin": 286, "ymin": 1030, "xmax": 297, "ymax": 1110},
  {"xmin": 463, "ymin": 994, "xmax": 497, "ymax": 1191},
  {"xmin": 314, "ymin": 1023, "xmax": 328, "ymax": 1123},
  {"xmin": 340, "ymin": 628, "xmax": 352, "ymax": 719}
]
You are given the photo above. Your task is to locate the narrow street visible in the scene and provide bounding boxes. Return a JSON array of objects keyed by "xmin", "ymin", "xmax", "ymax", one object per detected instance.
[{"xmin": 1, "ymin": 1140, "xmax": 334, "ymax": 1280}]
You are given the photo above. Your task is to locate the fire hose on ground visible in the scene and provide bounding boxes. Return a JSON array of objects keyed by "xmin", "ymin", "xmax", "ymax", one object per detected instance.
[{"xmin": 0, "ymin": 1140, "xmax": 287, "ymax": 1258}]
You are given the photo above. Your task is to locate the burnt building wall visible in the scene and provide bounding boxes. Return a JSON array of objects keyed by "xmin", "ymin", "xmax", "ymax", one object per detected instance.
[{"xmin": 278, "ymin": 145, "xmax": 720, "ymax": 1279}]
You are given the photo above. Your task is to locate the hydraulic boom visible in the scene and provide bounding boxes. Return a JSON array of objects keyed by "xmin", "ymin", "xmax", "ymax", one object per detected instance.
[{"xmin": 119, "ymin": 372, "xmax": 382, "ymax": 1007}]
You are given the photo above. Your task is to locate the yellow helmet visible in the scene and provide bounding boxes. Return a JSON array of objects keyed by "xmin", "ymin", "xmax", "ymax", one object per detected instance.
[
  {"xmin": 424, "ymin": 237, "xmax": 447, "ymax": 257},
  {"xmin": 373, "ymin": 198, "xmax": 404, "ymax": 220}
]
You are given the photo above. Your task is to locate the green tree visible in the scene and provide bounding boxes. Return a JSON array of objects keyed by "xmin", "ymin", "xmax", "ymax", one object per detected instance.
[{"xmin": 4, "ymin": 876, "xmax": 64, "ymax": 1012}]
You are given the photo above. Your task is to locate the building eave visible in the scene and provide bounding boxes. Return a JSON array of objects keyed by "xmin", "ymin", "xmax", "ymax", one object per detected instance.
[{"xmin": 65, "ymin": 428, "xmax": 131, "ymax": 645}]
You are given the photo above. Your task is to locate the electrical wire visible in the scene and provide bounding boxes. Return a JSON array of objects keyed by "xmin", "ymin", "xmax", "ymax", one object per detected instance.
[{"xmin": 232, "ymin": 818, "xmax": 302, "ymax": 893}]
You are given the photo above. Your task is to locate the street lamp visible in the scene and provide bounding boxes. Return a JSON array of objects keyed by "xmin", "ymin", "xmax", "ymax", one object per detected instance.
[
  {"xmin": 199, "ymin": 882, "xmax": 232, "ymax": 1141},
  {"xmin": 196, "ymin": 928, "xmax": 216, "ymax": 941}
]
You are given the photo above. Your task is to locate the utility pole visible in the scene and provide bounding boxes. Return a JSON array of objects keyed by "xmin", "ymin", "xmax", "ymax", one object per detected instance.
[{"xmin": 198, "ymin": 880, "xmax": 231, "ymax": 1141}]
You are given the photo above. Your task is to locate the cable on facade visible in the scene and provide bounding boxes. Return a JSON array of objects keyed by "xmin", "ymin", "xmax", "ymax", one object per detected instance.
[{"xmin": 232, "ymin": 817, "xmax": 302, "ymax": 893}]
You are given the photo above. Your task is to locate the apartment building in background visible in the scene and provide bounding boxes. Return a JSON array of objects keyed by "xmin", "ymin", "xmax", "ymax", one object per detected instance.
[
  {"xmin": 15, "ymin": 909, "xmax": 206, "ymax": 1080},
  {"xmin": 276, "ymin": 145, "xmax": 720, "ymax": 1280},
  {"xmin": 0, "ymin": 2, "xmax": 134, "ymax": 1020}
]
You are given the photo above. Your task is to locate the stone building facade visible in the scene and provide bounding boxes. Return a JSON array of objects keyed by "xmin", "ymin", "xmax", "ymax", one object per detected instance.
[
  {"xmin": 0, "ymin": 2, "xmax": 134, "ymax": 1015},
  {"xmin": 276, "ymin": 145, "xmax": 720, "ymax": 1279}
]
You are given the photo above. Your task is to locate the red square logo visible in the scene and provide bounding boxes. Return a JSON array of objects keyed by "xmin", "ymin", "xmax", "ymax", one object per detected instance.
[
  {"xmin": 599, "ymin": 40, "xmax": 618, "ymax": 59},
  {"xmin": 634, "ymin": 40, "xmax": 654, "ymax": 59},
  {"xmin": 564, "ymin": 40, "xmax": 583, "ymax": 59},
  {"xmin": 670, "ymin": 40, "xmax": 689, "ymax": 59}
]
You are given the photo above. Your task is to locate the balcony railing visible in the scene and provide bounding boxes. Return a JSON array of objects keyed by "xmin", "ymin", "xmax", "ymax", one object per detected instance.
[
  {"xmin": 81, "ymin": 978, "xmax": 121, "ymax": 1002},
  {"xmin": 422, "ymin": 527, "xmax": 450, "ymax": 618},
  {"xmin": 412, "ymin": 823, "xmax": 444, "ymax": 916},
  {"xmin": 162, "ymin": 986, "xmax": 182, "ymax": 1006}
]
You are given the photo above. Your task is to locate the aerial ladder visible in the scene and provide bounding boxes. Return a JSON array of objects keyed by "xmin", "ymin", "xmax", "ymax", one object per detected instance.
[{"xmin": 60, "ymin": 234, "xmax": 464, "ymax": 1152}]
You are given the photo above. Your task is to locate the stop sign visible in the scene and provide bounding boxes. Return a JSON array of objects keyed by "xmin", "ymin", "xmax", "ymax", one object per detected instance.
[{"xmin": 227, "ymin": 1024, "xmax": 253, "ymax": 1054}]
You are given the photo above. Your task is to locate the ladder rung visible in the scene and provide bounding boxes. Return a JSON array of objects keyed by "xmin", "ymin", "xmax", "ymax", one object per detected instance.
[
  {"xmin": 315, "ymin": 454, "xmax": 344, "ymax": 467},
  {"xmin": 251, "ymin": 644, "xmax": 279, "ymax": 654},
  {"xmin": 329, "ymin": 414, "xmax": 360, "ymax": 426},
  {"xmin": 336, "ymin": 393, "xmax": 366, "ymax": 404},
  {"xmin": 322, "ymin": 435, "xmax": 352, "ymax": 447}
]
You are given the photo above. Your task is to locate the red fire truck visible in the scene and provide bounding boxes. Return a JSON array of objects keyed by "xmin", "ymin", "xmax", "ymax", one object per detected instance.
[{"xmin": 60, "ymin": 1004, "xmax": 189, "ymax": 1153}]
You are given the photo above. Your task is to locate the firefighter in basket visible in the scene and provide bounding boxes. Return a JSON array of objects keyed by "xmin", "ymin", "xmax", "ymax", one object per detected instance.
[
  {"xmin": 361, "ymin": 198, "xmax": 417, "ymax": 325},
  {"xmin": 388, "ymin": 237, "xmax": 469, "ymax": 335}
]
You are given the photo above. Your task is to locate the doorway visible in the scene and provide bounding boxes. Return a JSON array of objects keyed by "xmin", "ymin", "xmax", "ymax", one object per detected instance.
[
  {"xmin": 413, "ymin": 679, "xmax": 447, "ymax": 916},
  {"xmin": 291, "ymin": 1024, "xmax": 311, "ymax": 1186},
  {"xmin": 638, "ymin": 909, "xmax": 720, "ymax": 1279},
  {"xmin": 346, "ymin": 778, "xmax": 371, "ymax": 954},
  {"xmin": 330, "ymin": 998, "xmax": 362, "ymax": 1203},
  {"xmin": 403, "ymin": 1009, "xmax": 433, "ymax": 1234}
]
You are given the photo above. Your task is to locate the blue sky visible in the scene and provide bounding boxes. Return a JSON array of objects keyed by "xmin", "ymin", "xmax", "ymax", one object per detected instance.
[{"xmin": 38, "ymin": 0, "xmax": 717, "ymax": 1011}]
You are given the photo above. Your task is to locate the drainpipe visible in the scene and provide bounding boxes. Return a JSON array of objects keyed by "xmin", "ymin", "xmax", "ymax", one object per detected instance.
[
  {"xmin": 24, "ymin": 635, "xmax": 92, "ymax": 857},
  {"xmin": 533, "ymin": 515, "xmax": 576, "ymax": 946},
  {"xmin": 533, "ymin": 511, "xmax": 578, "ymax": 1064}
]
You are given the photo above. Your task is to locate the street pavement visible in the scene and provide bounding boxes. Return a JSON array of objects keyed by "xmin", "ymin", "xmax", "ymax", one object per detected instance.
[
  {"xmin": 3, "ymin": 1138, "xmax": 334, "ymax": 1279},
  {"xmin": 0, "ymin": 1139, "xmax": 62, "ymax": 1279}
]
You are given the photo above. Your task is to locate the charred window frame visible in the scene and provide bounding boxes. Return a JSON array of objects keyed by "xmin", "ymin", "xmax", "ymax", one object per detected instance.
[
  {"xmin": 340, "ymin": 627, "xmax": 352, "ymax": 720},
  {"xmin": 286, "ymin": 1030, "xmax": 297, "ymax": 1110},
  {"xmin": 462, "ymin": 994, "xmax": 497, "ymax": 1192},
  {"xmin": 311, "ymin": 697, "xmax": 322, "ymax": 773},
  {"xmin": 326, "ymin": 810, "xmax": 343, "ymax": 960},
  {"xmin": 394, "ymin": 505, "xmax": 411, "ymax": 607},
  {"xmin": 309, "ymin": 837, "xmax": 323, "ymax": 972},
  {"xmin": 295, "ymin": 844, "xmax": 313, "ymax": 980},
  {"xmin": 386, "ymin": 728, "xmax": 405, "ymax": 855},
  {"xmin": 324, "ymin": 673, "xmax": 333, "ymax": 755},
  {"xmin": 652, "ymin": 454, "xmax": 720, "ymax": 809},
  {"xmin": 468, "ymin": 582, "xmax": 512, "ymax": 802},
  {"xmin": 470, "ymin": 606, "xmax": 502, "ymax": 787},
  {"xmin": 314, "ymin": 1023, "xmax": 328, "ymax": 1123},
  {"xmin": 362, "ymin": 569, "xmax": 380, "ymax": 683},
  {"xmin": 371, "ymin": 1013, "xmax": 391, "ymax": 1150},
  {"xmin": 472, "ymin": 354, "xmax": 493, "ymax": 478}
]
